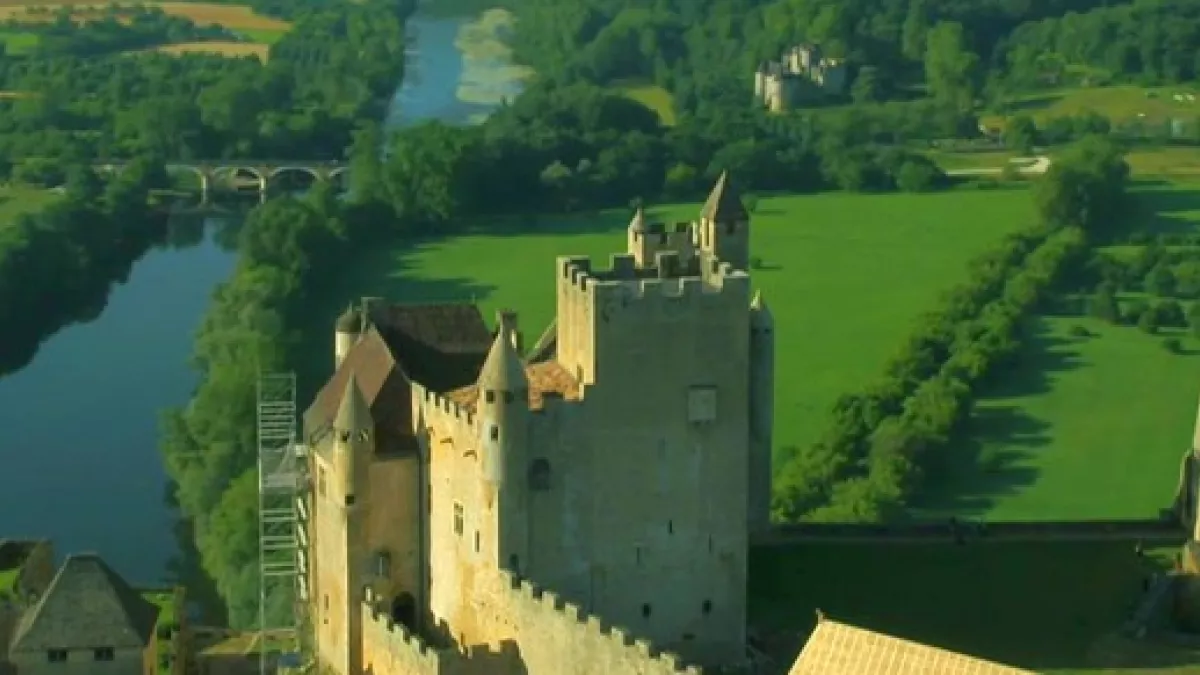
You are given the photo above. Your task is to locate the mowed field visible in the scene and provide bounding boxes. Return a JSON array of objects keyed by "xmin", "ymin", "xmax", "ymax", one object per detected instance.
[
  {"xmin": 749, "ymin": 540, "xmax": 1189, "ymax": 675},
  {"xmin": 152, "ymin": 40, "xmax": 268, "ymax": 59},
  {"xmin": 299, "ymin": 187, "xmax": 1035, "ymax": 459},
  {"xmin": 916, "ymin": 179, "xmax": 1200, "ymax": 521}
]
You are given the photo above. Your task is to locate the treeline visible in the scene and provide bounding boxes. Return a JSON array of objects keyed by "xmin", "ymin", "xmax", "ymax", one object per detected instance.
[
  {"xmin": 771, "ymin": 136, "xmax": 1131, "ymax": 522},
  {"xmin": 0, "ymin": 157, "xmax": 170, "ymax": 377},
  {"xmin": 0, "ymin": 0, "xmax": 413, "ymax": 163},
  {"xmin": 1002, "ymin": 0, "xmax": 1200, "ymax": 89},
  {"xmin": 4, "ymin": 7, "xmax": 228, "ymax": 58},
  {"xmin": 159, "ymin": 185, "xmax": 358, "ymax": 626}
]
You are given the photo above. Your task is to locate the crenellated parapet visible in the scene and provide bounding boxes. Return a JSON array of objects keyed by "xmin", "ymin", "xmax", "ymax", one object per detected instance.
[
  {"xmin": 362, "ymin": 589, "xmax": 450, "ymax": 673},
  {"xmin": 412, "ymin": 382, "xmax": 478, "ymax": 440},
  {"xmin": 494, "ymin": 569, "xmax": 703, "ymax": 675},
  {"xmin": 557, "ymin": 253, "xmax": 750, "ymax": 310}
]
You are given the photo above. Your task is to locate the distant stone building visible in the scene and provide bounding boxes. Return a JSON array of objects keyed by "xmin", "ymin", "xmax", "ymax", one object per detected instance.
[{"xmin": 754, "ymin": 43, "xmax": 848, "ymax": 112}]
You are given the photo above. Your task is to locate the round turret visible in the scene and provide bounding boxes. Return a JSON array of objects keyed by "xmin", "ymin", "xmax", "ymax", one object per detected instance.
[
  {"xmin": 628, "ymin": 206, "xmax": 647, "ymax": 234},
  {"xmin": 478, "ymin": 311, "xmax": 529, "ymax": 485},
  {"xmin": 334, "ymin": 373, "xmax": 373, "ymax": 506},
  {"xmin": 334, "ymin": 304, "xmax": 363, "ymax": 369}
]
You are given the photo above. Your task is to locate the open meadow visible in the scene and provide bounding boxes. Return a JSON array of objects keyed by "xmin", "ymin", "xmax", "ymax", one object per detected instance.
[
  {"xmin": 915, "ymin": 179, "xmax": 1200, "ymax": 521},
  {"xmin": 983, "ymin": 84, "xmax": 1200, "ymax": 126},
  {"xmin": 609, "ymin": 78, "xmax": 676, "ymax": 126},
  {"xmin": 298, "ymin": 187, "xmax": 1035, "ymax": 459},
  {"xmin": 0, "ymin": 184, "xmax": 58, "ymax": 228},
  {"xmin": 749, "ymin": 540, "xmax": 1184, "ymax": 675},
  {"xmin": 150, "ymin": 40, "xmax": 268, "ymax": 60}
]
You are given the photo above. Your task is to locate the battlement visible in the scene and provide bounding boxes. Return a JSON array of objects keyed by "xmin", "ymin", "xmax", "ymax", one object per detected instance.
[
  {"xmin": 495, "ymin": 569, "xmax": 701, "ymax": 674},
  {"xmin": 361, "ymin": 589, "xmax": 448, "ymax": 672},
  {"xmin": 557, "ymin": 254, "xmax": 749, "ymax": 304},
  {"xmin": 641, "ymin": 220, "xmax": 694, "ymax": 236},
  {"xmin": 414, "ymin": 384, "xmax": 476, "ymax": 426}
]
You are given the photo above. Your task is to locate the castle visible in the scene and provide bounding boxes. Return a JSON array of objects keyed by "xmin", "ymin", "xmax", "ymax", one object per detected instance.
[
  {"xmin": 753, "ymin": 44, "xmax": 847, "ymax": 112},
  {"xmin": 302, "ymin": 173, "xmax": 774, "ymax": 674}
]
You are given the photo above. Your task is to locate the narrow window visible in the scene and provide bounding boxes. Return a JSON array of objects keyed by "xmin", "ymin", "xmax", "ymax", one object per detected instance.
[
  {"xmin": 503, "ymin": 391, "xmax": 514, "ymax": 403},
  {"xmin": 489, "ymin": 425, "xmax": 499, "ymax": 441},
  {"xmin": 94, "ymin": 647, "xmax": 114, "ymax": 661},
  {"xmin": 47, "ymin": 650, "xmax": 67, "ymax": 663},
  {"xmin": 453, "ymin": 502, "xmax": 464, "ymax": 536},
  {"xmin": 702, "ymin": 600, "xmax": 712, "ymax": 615},
  {"xmin": 474, "ymin": 531, "xmax": 481, "ymax": 552},
  {"xmin": 635, "ymin": 547, "xmax": 642, "ymax": 565},
  {"xmin": 345, "ymin": 495, "xmax": 356, "ymax": 507},
  {"xmin": 667, "ymin": 520, "xmax": 673, "ymax": 534},
  {"xmin": 642, "ymin": 603, "xmax": 652, "ymax": 618},
  {"xmin": 509, "ymin": 554, "xmax": 520, "ymax": 573},
  {"xmin": 375, "ymin": 550, "xmax": 391, "ymax": 578},
  {"xmin": 324, "ymin": 595, "xmax": 329, "ymax": 610},
  {"xmin": 318, "ymin": 468, "xmax": 327, "ymax": 496},
  {"xmin": 486, "ymin": 390, "xmax": 496, "ymax": 403}
]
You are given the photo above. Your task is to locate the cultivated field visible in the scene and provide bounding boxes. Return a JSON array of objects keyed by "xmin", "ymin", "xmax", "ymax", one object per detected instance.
[
  {"xmin": 610, "ymin": 78, "xmax": 677, "ymax": 126},
  {"xmin": 299, "ymin": 188, "xmax": 1036, "ymax": 459},
  {"xmin": 151, "ymin": 40, "xmax": 268, "ymax": 60},
  {"xmin": 749, "ymin": 540, "xmax": 1184, "ymax": 675},
  {"xmin": 0, "ymin": 1, "xmax": 289, "ymax": 35},
  {"xmin": 916, "ymin": 180, "xmax": 1200, "ymax": 521}
]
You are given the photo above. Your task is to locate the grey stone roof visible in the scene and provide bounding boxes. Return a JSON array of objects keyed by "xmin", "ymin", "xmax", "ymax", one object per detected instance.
[
  {"xmin": 700, "ymin": 170, "xmax": 748, "ymax": 222},
  {"xmin": 10, "ymin": 553, "xmax": 159, "ymax": 651}
]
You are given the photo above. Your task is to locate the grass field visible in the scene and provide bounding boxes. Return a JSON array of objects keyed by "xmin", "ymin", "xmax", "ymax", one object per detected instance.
[
  {"xmin": 610, "ymin": 78, "xmax": 677, "ymax": 126},
  {"xmin": 929, "ymin": 146, "xmax": 1200, "ymax": 178},
  {"xmin": 298, "ymin": 187, "xmax": 1035, "ymax": 459},
  {"xmin": 916, "ymin": 180, "xmax": 1200, "ymax": 521},
  {"xmin": 0, "ymin": 184, "xmax": 58, "ymax": 227},
  {"xmin": 0, "ymin": 29, "xmax": 38, "ymax": 54},
  {"xmin": 984, "ymin": 85, "xmax": 1200, "ymax": 126},
  {"xmin": 749, "ymin": 540, "xmax": 1187, "ymax": 674},
  {"xmin": 150, "ymin": 40, "xmax": 268, "ymax": 60}
]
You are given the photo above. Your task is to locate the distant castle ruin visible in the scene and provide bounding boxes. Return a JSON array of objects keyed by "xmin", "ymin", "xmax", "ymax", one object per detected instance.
[{"xmin": 753, "ymin": 44, "xmax": 848, "ymax": 112}]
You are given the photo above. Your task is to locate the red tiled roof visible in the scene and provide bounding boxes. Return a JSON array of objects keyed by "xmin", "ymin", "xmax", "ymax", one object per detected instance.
[{"xmin": 448, "ymin": 361, "xmax": 580, "ymax": 411}]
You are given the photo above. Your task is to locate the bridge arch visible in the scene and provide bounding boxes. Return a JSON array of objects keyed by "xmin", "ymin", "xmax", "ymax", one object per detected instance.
[
  {"xmin": 165, "ymin": 164, "xmax": 209, "ymax": 193},
  {"xmin": 267, "ymin": 166, "xmax": 322, "ymax": 192},
  {"xmin": 212, "ymin": 165, "xmax": 267, "ymax": 192},
  {"xmin": 327, "ymin": 166, "xmax": 349, "ymax": 192}
]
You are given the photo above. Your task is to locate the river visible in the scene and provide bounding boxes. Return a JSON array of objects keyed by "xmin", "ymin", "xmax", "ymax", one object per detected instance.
[{"xmin": 0, "ymin": 8, "xmax": 527, "ymax": 585}]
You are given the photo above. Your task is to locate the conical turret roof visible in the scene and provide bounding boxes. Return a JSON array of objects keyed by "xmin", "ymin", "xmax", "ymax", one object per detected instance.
[
  {"xmin": 700, "ymin": 171, "xmax": 748, "ymax": 222},
  {"xmin": 751, "ymin": 290, "xmax": 773, "ymax": 326},
  {"xmin": 334, "ymin": 373, "xmax": 372, "ymax": 433},
  {"xmin": 478, "ymin": 319, "xmax": 528, "ymax": 393},
  {"xmin": 629, "ymin": 206, "xmax": 647, "ymax": 233}
]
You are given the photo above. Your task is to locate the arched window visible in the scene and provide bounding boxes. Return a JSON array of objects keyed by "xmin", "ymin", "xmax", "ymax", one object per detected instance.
[
  {"xmin": 529, "ymin": 458, "xmax": 551, "ymax": 491},
  {"xmin": 390, "ymin": 593, "xmax": 416, "ymax": 631}
]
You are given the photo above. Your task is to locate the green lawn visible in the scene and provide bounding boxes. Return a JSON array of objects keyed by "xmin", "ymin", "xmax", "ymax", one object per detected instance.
[
  {"xmin": 749, "ymin": 540, "xmax": 1182, "ymax": 674},
  {"xmin": 298, "ymin": 188, "xmax": 1035, "ymax": 459},
  {"xmin": 609, "ymin": 78, "xmax": 676, "ymax": 126},
  {"xmin": 237, "ymin": 27, "xmax": 285, "ymax": 44},
  {"xmin": 984, "ymin": 84, "xmax": 1200, "ymax": 126},
  {"xmin": 0, "ymin": 30, "xmax": 39, "ymax": 55},
  {"xmin": 916, "ymin": 180, "xmax": 1200, "ymax": 520},
  {"xmin": 0, "ymin": 184, "xmax": 58, "ymax": 226}
]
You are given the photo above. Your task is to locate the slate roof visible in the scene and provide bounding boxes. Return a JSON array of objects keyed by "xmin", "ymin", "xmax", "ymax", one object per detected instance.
[
  {"xmin": 10, "ymin": 554, "xmax": 159, "ymax": 651},
  {"xmin": 700, "ymin": 170, "xmax": 748, "ymax": 222},
  {"xmin": 789, "ymin": 616, "xmax": 1035, "ymax": 675}
]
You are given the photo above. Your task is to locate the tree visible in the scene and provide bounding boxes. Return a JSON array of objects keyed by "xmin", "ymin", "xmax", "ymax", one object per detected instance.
[
  {"xmin": 1145, "ymin": 263, "xmax": 1176, "ymax": 296},
  {"xmin": 901, "ymin": 0, "xmax": 929, "ymax": 62},
  {"xmin": 924, "ymin": 22, "xmax": 980, "ymax": 113},
  {"xmin": 1187, "ymin": 300, "xmax": 1200, "ymax": 337},
  {"xmin": 1138, "ymin": 305, "xmax": 1160, "ymax": 334},
  {"xmin": 1088, "ymin": 283, "xmax": 1121, "ymax": 323},
  {"xmin": 1004, "ymin": 115, "xmax": 1037, "ymax": 154},
  {"xmin": 851, "ymin": 66, "xmax": 883, "ymax": 104}
]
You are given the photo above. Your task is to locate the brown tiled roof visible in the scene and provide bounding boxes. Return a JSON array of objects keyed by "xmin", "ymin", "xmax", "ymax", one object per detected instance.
[
  {"xmin": 449, "ymin": 361, "xmax": 580, "ymax": 411},
  {"xmin": 303, "ymin": 328, "xmax": 409, "ymax": 448},
  {"xmin": 373, "ymin": 303, "xmax": 492, "ymax": 354},
  {"xmin": 789, "ymin": 618, "xmax": 1035, "ymax": 675}
]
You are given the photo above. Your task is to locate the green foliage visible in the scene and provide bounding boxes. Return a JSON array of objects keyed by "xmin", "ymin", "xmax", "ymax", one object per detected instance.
[
  {"xmin": 1087, "ymin": 283, "xmax": 1120, "ymax": 323},
  {"xmin": 1033, "ymin": 135, "xmax": 1130, "ymax": 233}
]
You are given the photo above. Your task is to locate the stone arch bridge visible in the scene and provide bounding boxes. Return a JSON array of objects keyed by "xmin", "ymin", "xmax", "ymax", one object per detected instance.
[{"xmin": 94, "ymin": 159, "xmax": 348, "ymax": 194}]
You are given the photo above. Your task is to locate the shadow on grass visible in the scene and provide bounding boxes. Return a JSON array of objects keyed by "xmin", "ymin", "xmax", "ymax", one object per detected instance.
[
  {"xmin": 1004, "ymin": 92, "xmax": 1065, "ymax": 113},
  {"xmin": 748, "ymin": 538, "xmax": 1181, "ymax": 673},
  {"xmin": 914, "ymin": 317, "xmax": 1086, "ymax": 516},
  {"xmin": 458, "ymin": 206, "xmax": 655, "ymax": 238},
  {"xmin": 1129, "ymin": 184, "xmax": 1200, "ymax": 238}
]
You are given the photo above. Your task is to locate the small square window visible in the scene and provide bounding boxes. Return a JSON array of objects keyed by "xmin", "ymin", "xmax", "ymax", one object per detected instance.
[
  {"xmin": 94, "ymin": 647, "xmax": 114, "ymax": 662},
  {"xmin": 489, "ymin": 426, "xmax": 499, "ymax": 441},
  {"xmin": 47, "ymin": 650, "xmax": 67, "ymax": 663}
]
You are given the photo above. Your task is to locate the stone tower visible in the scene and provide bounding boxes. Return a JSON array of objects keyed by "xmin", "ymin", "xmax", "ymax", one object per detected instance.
[
  {"xmin": 697, "ymin": 171, "xmax": 750, "ymax": 271},
  {"xmin": 477, "ymin": 310, "xmax": 533, "ymax": 573},
  {"xmin": 749, "ymin": 290, "xmax": 774, "ymax": 532},
  {"xmin": 311, "ymin": 373, "xmax": 374, "ymax": 675}
]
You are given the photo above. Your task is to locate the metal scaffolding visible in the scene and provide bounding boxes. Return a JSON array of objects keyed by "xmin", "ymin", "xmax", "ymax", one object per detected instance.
[{"xmin": 256, "ymin": 372, "xmax": 306, "ymax": 674}]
